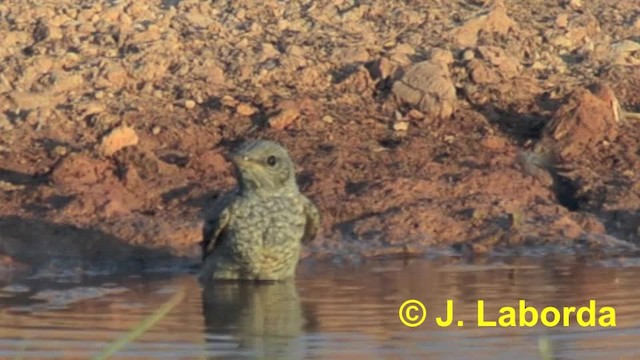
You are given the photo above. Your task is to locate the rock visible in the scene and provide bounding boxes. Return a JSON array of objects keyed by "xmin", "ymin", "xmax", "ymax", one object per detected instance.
[
  {"xmin": 135, "ymin": 58, "xmax": 169, "ymax": 81},
  {"xmin": 552, "ymin": 35, "xmax": 574, "ymax": 48},
  {"xmin": 407, "ymin": 109, "xmax": 424, "ymax": 119},
  {"xmin": 0, "ymin": 181, "xmax": 25, "ymax": 192},
  {"xmin": 556, "ymin": 13, "xmax": 569, "ymax": 28},
  {"xmin": 9, "ymin": 91, "xmax": 57, "ymax": 110},
  {"xmin": 333, "ymin": 47, "xmax": 370, "ymax": 64},
  {"xmin": 451, "ymin": 0, "xmax": 517, "ymax": 47},
  {"xmin": 268, "ymin": 106, "xmax": 301, "ymax": 130},
  {"xmin": 99, "ymin": 125, "xmax": 139, "ymax": 156},
  {"xmin": 536, "ymin": 83, "xmax": 619, "ymax": 162},
  {"xmin": 610, "ymin": 40, "xmax": 640, "ymax": 66},
  {"xmin": 2, "ymin": 31, "xmax": 30, "ymax": 48},
  {"xmin": 51, "ymin": 74, "xmax": 84, "ymax": 94},
  {"xmin": 322, "ymin": 115, "xmax": 334, "ymax": 124},
  {"xmin": 336, "ymin": 66, "xmax": 373, "ymax": 93},
  {"xmin": 184, "ymin": 99, "xmax": 196, "ymax": 109},
  {"xmin": 482, "ymin": 135, "xmax": 508, "ymax": 151},
  {"xmin": 99, "ymin": 64, "xmax": 129, "ymax": 88},
  {"xmin": 76, "ymin": 102, "xmax": 106, "ymax": 117},
  {"xmin": 392, "ymin": 55, "xmax": 456, "ymax": 119},
  {"xmin": 476, "ymin": 46, "xmax": 520, "ymax": 78},
  {"xmin": 236, "ymin": 103, "xmax": 257, "ymax": 116},
  {"xmin": 462, "ymin": 50, "xmax": 475, "ymax": 61},
  {"xmin": 366, "ymin": 57, "xmax": 397, "ymax": 80},
  {"xmin": 221, "ymin": 95, "xmax": 238, "ymax": 108},
  {"xmin": 393, "ymin": 121, "xmax": 409, "ymax": 131},
  {"xmin": 260, "ymin": 43, "xmax": 280, "ymax": 60},
  {"xmin": 568, "ymin": 0, "xmax": 582, "ymax": 10},
  {"xmin": 468, "ymin": 59, "xmax": 500, "ymax": 84},
  {"xmin": 193, "ymin": 61, "xmax": 225, "ymax": 85},
  {"xmin": 430, "ymin": 48, "xmax": 454, "ymax": 65}
]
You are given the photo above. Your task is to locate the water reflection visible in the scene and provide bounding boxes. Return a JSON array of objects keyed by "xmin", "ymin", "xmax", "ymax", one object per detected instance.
[
  {"xmin": 201, "ymin": 280, "xmax": 314, "ymax": 359},
  {"xmin": 0, "ymin": 257, "xmax": 639, "ymax": 359}
]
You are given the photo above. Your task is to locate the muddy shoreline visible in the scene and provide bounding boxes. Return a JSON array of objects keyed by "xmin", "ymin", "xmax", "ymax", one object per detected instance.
[{"xmin": 1, "ymin": 0, "xmax": 640, "ymax": 271}]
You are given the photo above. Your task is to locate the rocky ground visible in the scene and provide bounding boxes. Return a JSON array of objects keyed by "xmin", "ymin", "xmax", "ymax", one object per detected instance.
[{"xmin": 1, "ymin": 0, "xmax": 640, "ymax": 272}]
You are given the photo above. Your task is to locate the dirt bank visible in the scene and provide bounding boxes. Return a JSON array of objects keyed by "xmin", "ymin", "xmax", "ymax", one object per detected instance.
[{"xmin": 1, "ymin": 0, "xmax": 640, "ymax": 271}]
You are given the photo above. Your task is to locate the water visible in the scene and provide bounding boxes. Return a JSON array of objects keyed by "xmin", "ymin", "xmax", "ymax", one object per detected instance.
[{"xmin": 1, "ymin": 256, "xmax": 640, "ymax": 359}]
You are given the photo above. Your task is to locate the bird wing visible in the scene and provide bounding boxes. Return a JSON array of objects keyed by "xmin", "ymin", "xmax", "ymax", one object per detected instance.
[
  {"xmin": 201, "ymin": 190, "xmax": 237, "ymax": 260},
  {"xmin": 301, "ymin": 196, "xmax": 320, "ymax": 243}
]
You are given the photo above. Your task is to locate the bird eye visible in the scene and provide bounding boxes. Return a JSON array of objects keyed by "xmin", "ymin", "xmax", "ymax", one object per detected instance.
[{"xmin": 266, "ymin": 155, "xmax": 277, "ymax": 167}]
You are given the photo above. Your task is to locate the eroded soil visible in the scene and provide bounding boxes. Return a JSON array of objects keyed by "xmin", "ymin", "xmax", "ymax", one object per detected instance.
[{"xmin": 1, "ymin": 0, "xmax": 640, "ymax": 271}]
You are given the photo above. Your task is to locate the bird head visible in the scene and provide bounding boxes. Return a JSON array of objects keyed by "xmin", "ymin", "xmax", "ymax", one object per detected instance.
[{"xmin": 229, "ymin": 140, "xmax": 297, "ymax": 195}]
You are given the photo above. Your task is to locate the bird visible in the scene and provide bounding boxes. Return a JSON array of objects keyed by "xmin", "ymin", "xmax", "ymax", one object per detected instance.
[{"xmin": 199, "ymin": 139, "xmax": 320, "ymax": 281}]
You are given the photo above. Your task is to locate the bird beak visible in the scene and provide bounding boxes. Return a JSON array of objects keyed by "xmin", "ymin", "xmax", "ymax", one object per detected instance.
[{"xmin": 229, "ymin": 154, "xmax": 253, "ymax": 168}]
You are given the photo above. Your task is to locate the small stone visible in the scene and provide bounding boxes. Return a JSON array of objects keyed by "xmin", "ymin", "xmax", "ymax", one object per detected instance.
[
  {"xmin": 407, "ymin": 109, "xmax": 424, "ymax": 119},
  {"xmin": 623, "ymin": 170, "xmax": 634, "ymax": 178},
  {"xmin": 552, "ymin": 36, "xmax": 573, "ymax": 48},
  {"xmin": 444, "ymin": 135, "xmax": 455, "ymax": 143},
  {"xmin": 481, "ymin": 136, "xmax": 507, "ymax": 150},
  {"xmin": 531, "ymin": 61, "xmax": 546, "ymax": 70},
  {"xmin": 99, "ymin": 125, "xmax": 139, "ymax": 156},
  {"xmin": 269, "ymin": 107, "xmax": 300, "ymax": 130},
  {"xmin": 451, "ymin": 2, "xmax": 517, "ymax": 47},
  {"xmin": 221, "ymin": 95, "xmax": 238, "ymax": 107},
  {"xmin": 236, "ymin": 103, "xmax": 257, "ymax": 116},
  {"xmin": 322, "ymin": 115, "xmax": 334, "ymax": 124},
  {"xmin": 184, "ymin": 100, "xmax": 196, "ymax": 109},
  {"xmin": 0, "ymin": 181, "xmax": 25, "ymax": 192},
  {"xmin": 53, "ymin": 146, "xmax": 68, "ymax": 156},
  {"xmin": 431, "ymin": 48, "xmax": 454, "ymax": 65},
  {"xmin": 468, "ymin": 59, "xmax": 500, "ymax": 84},
  {"xmin": 462, "ymin": 50, "xmax": 475, "ymax": 61},
  {"xmin": 568, "ymin": 0, "xmax": 582, "ymax": 9},
  {"xmin": 394, "ymin": 110, "xmax": 403, "ymax": 121},
  {"xmin": 393, "ymin": 121, "xmax": 409, "ymax": 131},
  {"xmin": 366, "ymin": 57, "xmax": 396, "ymax": 80},
  {"xmin": 556, "ymin": 13, "xmax": 569, "ymax": 28},
  {"xmin": 94, "ymin": 91, "xmax": 105, "ymax": 99},
  {"xmin": 152, "ymin": 126, "xmax": 161, "ymax": 135}
]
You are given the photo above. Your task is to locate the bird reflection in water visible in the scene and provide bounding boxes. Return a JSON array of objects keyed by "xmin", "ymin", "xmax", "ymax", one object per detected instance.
[{"xmin": 201, "ymin": 280, "xmax": 315, "ymax": 359}]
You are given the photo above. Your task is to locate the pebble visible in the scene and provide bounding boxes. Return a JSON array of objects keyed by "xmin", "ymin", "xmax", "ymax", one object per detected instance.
[
  {"xmin": 236, "ymin": 103, "xmax": 257, "ymax": 116},
  {"xmin": 268, "ymin": 107, "xmax": 300, "ymax": 130},
  {"xmin": 53, "ymin": 146, "xmax": 68, "ymax": 156},
  {"xmin": 556, "ymin": 13, "xmax": 569, "ymax": 28},
  {"xmin": 393, "ymin": 121, "xmax": 409, "ymax": 131},
  {"xmin": 568, "ymin": 0, "xmax": 582, "ymax": 9},
  {"xmin": 184, "ymin": 100, "xmax": 196, "ymax": 109},
  {"xmin": 99, "ymin": 125, "xmax": 139, "ymax": 156}
]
